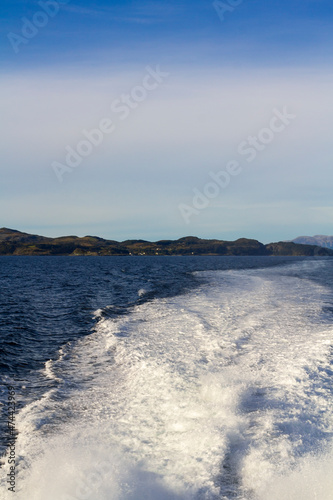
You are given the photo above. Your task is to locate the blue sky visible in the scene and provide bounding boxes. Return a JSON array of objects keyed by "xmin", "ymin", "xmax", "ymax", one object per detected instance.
[{"xmin": 1, "ymin": 0, "xmax": 333, "ymax": 242}]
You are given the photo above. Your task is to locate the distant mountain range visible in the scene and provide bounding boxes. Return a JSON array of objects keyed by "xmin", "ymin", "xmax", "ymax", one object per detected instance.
[
  {"xmin": 292, "ymin": 235, "xmax": 333, "ymax": 249},
  {"xmin": 1, "ymin": 228, "xmax": 333, "ymax": 257}
]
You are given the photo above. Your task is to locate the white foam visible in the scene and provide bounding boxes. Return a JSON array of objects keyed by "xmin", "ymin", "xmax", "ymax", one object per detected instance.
[{"xmin": 2, "ymin": 261, "xmax": 333, "ymax": 499}]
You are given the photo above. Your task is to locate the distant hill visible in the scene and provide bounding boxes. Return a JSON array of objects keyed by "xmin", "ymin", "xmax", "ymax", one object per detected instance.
[
  {"xmin": 292, "ymin": 235, "xmax": 333, "ymax": 249},
  {"xmin": 1, "ymin": 228, "xmax": 333, "ymax": 257}
]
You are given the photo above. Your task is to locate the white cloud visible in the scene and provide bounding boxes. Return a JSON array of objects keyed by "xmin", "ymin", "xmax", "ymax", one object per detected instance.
[{"xmin": 1, "ymin": 64, "xmax": 333, "ymax": 239}]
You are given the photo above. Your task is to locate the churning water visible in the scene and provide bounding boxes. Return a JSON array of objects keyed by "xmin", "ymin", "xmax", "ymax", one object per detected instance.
[{"xmin": 1, "ymin": 256, "xmax": 333, "ymax": 499}]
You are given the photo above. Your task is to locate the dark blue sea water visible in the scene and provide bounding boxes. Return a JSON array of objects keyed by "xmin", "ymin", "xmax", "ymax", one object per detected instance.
[{"xmin": 1, "ymin": 256, "xmax": 333, "ymax": 499}]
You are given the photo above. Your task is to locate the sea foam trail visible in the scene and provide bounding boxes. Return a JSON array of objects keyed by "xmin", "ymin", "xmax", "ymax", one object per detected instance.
[{"xmin": 1, "ymin": 262, "xmax": 333, "ymax": 499}]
